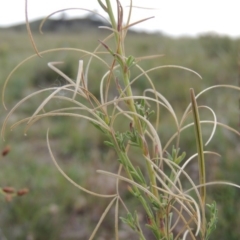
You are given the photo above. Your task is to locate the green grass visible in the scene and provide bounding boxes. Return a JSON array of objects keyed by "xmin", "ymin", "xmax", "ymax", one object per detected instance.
[{"xmin": 1, "ymin": 29, "xmax": 240, "ymax": 239}]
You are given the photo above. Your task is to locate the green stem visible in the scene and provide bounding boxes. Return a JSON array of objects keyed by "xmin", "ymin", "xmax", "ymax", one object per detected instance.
[
  {"xmin": 104, "ymin": 0, "xmax": 165, "ymax": 235},
  {"xmin": 105, "ymin": 0, "xmax": 118, "ymax": 39},
  {"xmin": 104, "ymin": 1, "xmax": 142, "ymax": 135}
]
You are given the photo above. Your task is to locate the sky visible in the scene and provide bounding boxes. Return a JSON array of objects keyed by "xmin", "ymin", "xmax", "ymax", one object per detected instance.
[{"xmin": 0, "ymin": 0, "xmax": 240, "ymax": 38}]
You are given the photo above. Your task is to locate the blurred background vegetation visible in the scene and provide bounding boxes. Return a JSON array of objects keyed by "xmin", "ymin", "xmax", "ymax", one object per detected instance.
[{"xmin": 0, "ymin": 17, "xmax": 240, "ymax": 239}]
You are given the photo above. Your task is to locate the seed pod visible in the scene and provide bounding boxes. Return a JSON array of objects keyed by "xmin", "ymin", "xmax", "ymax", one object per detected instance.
[
  {"xmin": 2, "ymin": 145, "xmax": 11, "ymax": 156},
  {"xmin": 17, "ymin": 188, "xmax": 29, "ymax": 196},
  {"xmin": 2, "ymin": 187, "xmax": 15, "ymax": 194}
]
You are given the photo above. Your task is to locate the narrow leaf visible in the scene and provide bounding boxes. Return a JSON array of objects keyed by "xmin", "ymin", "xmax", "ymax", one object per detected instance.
[
  {"xmin": 190, "ymin": 88, "xmax": 206, "ymax": 233},
  {"xmin": 190, "ymin": 88, "xmax": 206, "ymax": 204}
]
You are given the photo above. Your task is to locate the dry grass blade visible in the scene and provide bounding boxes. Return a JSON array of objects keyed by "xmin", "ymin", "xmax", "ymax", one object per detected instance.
[
  {"xmin": 144, "ymin": 89, "xmax": 179, "ymax": 129},
  {"xmin": 39, "ymin": 8, "xmax": 109, "ymax": 34},
  {"xmin": 26, "ymin": 84, "xmax": 75, "ymax": 125},
  {"xmin": 25, "ymin": 0, "xmax": 41, "ymax": 56},
  {"xmin": 10, "ymin": 111, "xmax": 110, "ymax": 137},
  {"xmin": 173, "ymin": 151, "xmax": 221, "ymax": 187},
  {"xmin": 2, "ymin": 47, "xmax": 110, "ymax": 110},
  {"xmin": 47, "ymin": 129, "xmax": 116, "ymax": 198},
  {"xmin": 47, "ymin": 62, "xmax": 76, "ymax": 85},
  {"xmin": 199, "ymin": 106, "xmax": 217, "ymax": 146},
  {"xmin": 73, "ymin": 60, "xmax": 83, "ymax": 100},
  {"xmin": 185, "ymin": 181, "xmax": 240, "ymax": 195},
  {"xmin": 124, "ymin": 0, "xmax": 133, "ymax": 36},
  {"xmin": 89, "ymin": 197, "xmax": 118, "ymax": 240},
  {"xmin": 97, "ymin": 169, "xmax": 161, "ymax": 204},
  {"xmin": 126, "ymin": 5, "xmax": 159, "ymax": 10},
  {"xmin": 148, "ymin": 158, "xmax": 202, "ymax": 235},
  {"xmin": 135, "ymin": 54, "xmax": 165, "ymax": 62},
  {"xmin": 123, "ymin": 16, "xmax": 155, "ymax": 30},
  {"xmin": 1, "ymin": 87, "xmax": 53, "ymax": 139},
  {"xmin": 181, "ymin": 84, "xmax": 240, "ymax": 128}
]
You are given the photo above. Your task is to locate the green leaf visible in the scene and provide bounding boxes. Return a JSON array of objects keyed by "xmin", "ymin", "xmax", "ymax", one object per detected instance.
[
  {"xmin": 129, "ymin": 168, "xmax": 146, "ymax": 185},
  {"xmin": 175, "ymin": 151, "xmax": 186, "ymax": 164},
  {"xmin": 151, "ymin": 199, "xmax": 162, "ymax": 211},
  {"xmin": 145, "ymin": 223, "xmax": 161, "ymax": 239},
  {"xmin": 206, "ymin": 201, "xmax": 218, "ymax": 240},
  {"xmin": 126, "ymin": 55, "xmax": 135, "ymax": 68},
  {"xmin": 136, "ymin": 167, "xmax": 146, "ymax": 185},
  {"xmin": 90, "ymin": 121, "xmax": 106, "ymax": 134},
  {"xmin": 128, "ymin": 141, "xmax": 140, "ymax": 147},
  {"xmin": 104, "ymin": 141, "xmax": 115, "ymax": 148},
  {"xmin": 120, "ymin": 212, "xmax": 136, "ymax": 230}
]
